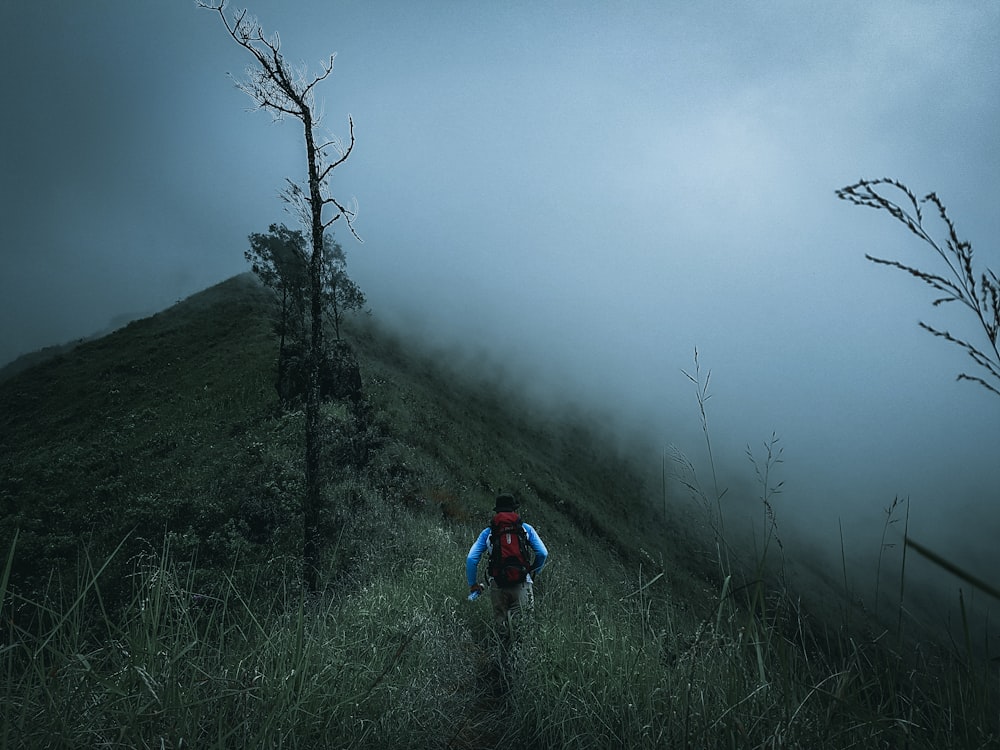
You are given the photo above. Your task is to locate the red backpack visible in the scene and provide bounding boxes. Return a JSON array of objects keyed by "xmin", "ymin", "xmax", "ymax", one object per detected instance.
[{"xmin": 488, "ymin": 512, "xmax": 533, "ymax": 588}]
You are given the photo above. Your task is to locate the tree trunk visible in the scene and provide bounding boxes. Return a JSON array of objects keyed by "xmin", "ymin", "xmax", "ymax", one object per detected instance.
[
  {"xmin": 276, "ymin": 284, "xmax": 289, "ymax": 402},
  {"xmin": 303, "ymin": 112, "xmax": 325, "ymax": 594}
]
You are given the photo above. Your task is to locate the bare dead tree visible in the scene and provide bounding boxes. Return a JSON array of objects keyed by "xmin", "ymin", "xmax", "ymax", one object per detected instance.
[{"xmin": 201, "ymin": 1, "xmax": 361, "ymax": 592}]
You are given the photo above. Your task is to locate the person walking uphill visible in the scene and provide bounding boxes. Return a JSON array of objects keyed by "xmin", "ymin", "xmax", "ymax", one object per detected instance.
[{"xmin": 466, "ymin": 493, "xmax": 548, "ymax": 625}]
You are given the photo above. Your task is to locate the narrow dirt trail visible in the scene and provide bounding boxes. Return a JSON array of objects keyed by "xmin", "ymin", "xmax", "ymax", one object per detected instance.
[{"xmin": 447, "ymin": 623, "xmax": 518, "ymax": 749}]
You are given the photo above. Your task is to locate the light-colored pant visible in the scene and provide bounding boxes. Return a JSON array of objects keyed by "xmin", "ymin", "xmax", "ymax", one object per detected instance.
[{"xmin": 489, "ymin": 580, "xmax": 534, "ymax": 624}]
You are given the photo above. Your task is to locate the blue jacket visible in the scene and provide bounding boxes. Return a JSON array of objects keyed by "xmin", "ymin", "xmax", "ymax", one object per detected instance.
[{"xmin": 466, "ymin": 520, "xmax": 548, "ymax": 587}]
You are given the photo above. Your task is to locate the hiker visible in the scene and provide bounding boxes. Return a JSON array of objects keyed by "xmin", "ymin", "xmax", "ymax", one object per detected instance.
[{"xmin": 466, "ymin": 493, "xmax": 548, "ymax": 624}]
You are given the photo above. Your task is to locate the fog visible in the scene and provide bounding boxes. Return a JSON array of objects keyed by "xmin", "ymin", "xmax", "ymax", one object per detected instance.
[{"xmin": 2, "ymin": 2, "xmax": 998, "ymax": 630}]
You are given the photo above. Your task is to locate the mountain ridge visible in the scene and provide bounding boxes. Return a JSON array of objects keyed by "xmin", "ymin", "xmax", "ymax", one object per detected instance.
[{"xmin": 2, "ymin": 272, "xmax": 996, "ymax": 748}]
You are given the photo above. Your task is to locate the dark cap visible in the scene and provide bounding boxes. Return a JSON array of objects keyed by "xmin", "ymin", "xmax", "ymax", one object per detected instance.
[{"xmin": 493, "ymin": 493, "xmax": 519, "ymax": 512}]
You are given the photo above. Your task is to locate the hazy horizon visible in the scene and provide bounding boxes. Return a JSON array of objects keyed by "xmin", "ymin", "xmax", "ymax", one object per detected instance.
[{"xmin": 2, "ymin": 1, "xmax": 997, "ymax": 629}]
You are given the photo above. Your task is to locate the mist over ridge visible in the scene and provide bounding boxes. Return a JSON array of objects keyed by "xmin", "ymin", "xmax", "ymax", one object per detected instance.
[{"xmin": 1, "ymin": 1, "xmax": 997, "ymax": 634}]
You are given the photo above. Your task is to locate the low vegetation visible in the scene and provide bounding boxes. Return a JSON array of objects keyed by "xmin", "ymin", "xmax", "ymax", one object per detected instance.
[{"xmin": 2, "ymin": 273, "xmax": 997, "ymax": 748}]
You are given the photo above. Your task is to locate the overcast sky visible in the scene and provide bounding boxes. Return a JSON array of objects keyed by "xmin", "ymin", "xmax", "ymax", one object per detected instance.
[{"xmin": 2, "ymin": 2, "xmax": 998, "ymax": 615}]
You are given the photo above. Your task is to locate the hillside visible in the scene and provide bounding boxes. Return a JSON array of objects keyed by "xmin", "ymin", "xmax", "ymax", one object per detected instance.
[
  {"xmin": 1, "ymin": 274, "xmax": 997, "ymax": 748},
  {"xmin": 0, "ymin": 274, "xmax": 693, "ymax": 601},
  {"xmin": 0, "ymin": 312, "xmax": 149, "ymax": 385}
]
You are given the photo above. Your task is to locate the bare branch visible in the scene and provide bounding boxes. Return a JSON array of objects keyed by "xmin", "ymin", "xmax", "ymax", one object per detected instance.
[
  {"xmin": 319, "ymin": 116, "xmax": 355, "ymax": 182},
  {"xmin": 202, "ymin": 2, "xmax": 359, "ymax": 238},
  {"xmin": 322, "ymin": 195, "xmax": 362, "ymax": 242},
  {"xmin": 302, "ymin": 54, "xmax": 337, "ymax": 101}
]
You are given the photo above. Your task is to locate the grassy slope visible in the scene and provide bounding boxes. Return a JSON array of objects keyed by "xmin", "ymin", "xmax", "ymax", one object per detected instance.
[
  {"xmin": 1, "ymin": 275, "xmax": 278, "ymax": 594},
  {"xmin": 1, "ymin": 274, "xmax": 997, "ymax": 748}
]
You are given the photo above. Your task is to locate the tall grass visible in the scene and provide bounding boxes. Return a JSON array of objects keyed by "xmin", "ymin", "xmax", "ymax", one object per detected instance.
[
  {"xmin": 500, "ymin": 553, "xmax": 1000, "ymax": 748},
  {"xmin": 2, "ymin": 521, "xmax": 483, "ymax": 749},
  {"xmin": 4, "ymin": 276, "xmax": 999, "ymax": 747},
  {"xmin": 10, "ymin": 529, "xmax": 985, "ymax": 749},
  {"xmin": 681, "ymin": 349, "xmax": 729, "ymax": 554},
  {"xmin": 651, "ymin": 351, "xmax": 999, "ymax": 748}
]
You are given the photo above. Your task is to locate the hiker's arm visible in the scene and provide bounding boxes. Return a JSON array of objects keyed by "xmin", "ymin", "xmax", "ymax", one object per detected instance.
[
  {"xmin": 524, "ymin": 524, "xmax": 548, "ymax": 574},
  {"xmin": 465, "ymin": 528, "xmax": 490, "ymax": 587}
]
